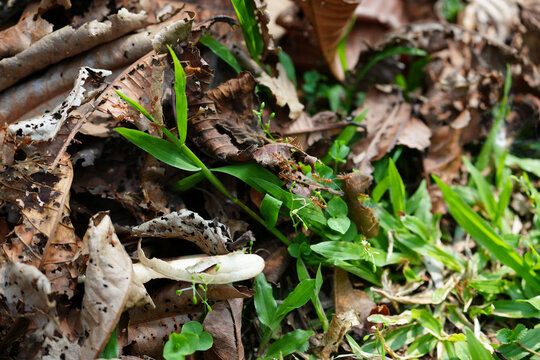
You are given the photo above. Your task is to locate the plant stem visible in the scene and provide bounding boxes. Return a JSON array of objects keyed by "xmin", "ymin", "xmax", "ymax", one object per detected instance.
[
  {"xmin": 257, "ymin": 329, "xmax": 272, "ymax": 357},
  {"xmin": 161, "ymin": 127, "xmax": 291, "ymax": 246}
]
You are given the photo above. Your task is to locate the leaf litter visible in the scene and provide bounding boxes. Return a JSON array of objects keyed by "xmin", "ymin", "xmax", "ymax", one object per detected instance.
[{"xmin": 1, "ymin": 0, "xmax": 540, "ymax": 358}]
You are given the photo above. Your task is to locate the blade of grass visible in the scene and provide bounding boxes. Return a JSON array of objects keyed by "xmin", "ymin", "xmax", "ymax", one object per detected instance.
[
  {"xmin": 167, "ymin": 46, "xmax": 188, "ymax": 143},
  {"xmin": 388, "ymin": 158, "xmax": 405, "ymax": 216},
  {"xmin": 230, "ymin": 0, "xmax": 263, "ymax": 64},
  {"xmin": 199, "ymin": 35, "xmax": 242, "ymax": 73},
  {"xmin": 433, "ymin": 175, "xmax": 540, "ymax": 294},
  {"xmin": 462, "ymin": 156, "xmax": 497, "ymax": 219}
]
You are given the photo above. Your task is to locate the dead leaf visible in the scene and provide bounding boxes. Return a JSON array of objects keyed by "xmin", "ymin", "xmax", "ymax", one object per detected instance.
[
  {"xmin": 132, "ymin": 209, "xmax": 236, "ymax": 255},
  {"xmin": 342, "ymin": 172, "xmax": 379, "ymax": 238},
  {"xmin": 461, "ymin": 0, "xmax": 519, "ymax": 43},
  {"xmin": 334, "ymin": 267, "xmax": 375, "ymax": 324},
  {"xmin": 0, "ymin": 2, "xmax": 53, "ymax": 58},
  {"xmin": 257, "ymin": 63, "xmax": 304, "ymax": 119},
  {"xmin": 313, "ymin": 309, "xmax": 360, "ymax": 359},
  {"xmin": 203, "ymin": 298, "xmax": 245, "ymax": 360},
  {"xmin": 294, "ymin": 0, "xmax": 362, "ymax": 81},
  {"xmin": 80, "ymin": 212, "xmax": 133, "ymax": 358},
  {"xmin": 0, "ymin": 8, "xmax": 148, "ymax": 92}
]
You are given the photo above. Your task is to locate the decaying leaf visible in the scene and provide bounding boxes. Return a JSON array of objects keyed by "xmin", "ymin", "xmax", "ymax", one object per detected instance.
[
  {"xmin": 132, "ymin": 209, "xmax": 236, "ymax": 255},
  {"xmin": 7, "ymin": 67, "xmax": 111, "ymax": 145},
  {"xmin": 334, "ymin": 267, "xmax": 375, "ymax": 324},
  {"xmin": 80, "ymin": 212, "xmax": 134, "ymax": 358},
  {"xmin": 257, "ymin": 63, "xmax": 304, "ymax": 119},
  {"xmin": 0, "ymin": 2, "xmax": 53, "ymax": 58},
  {"xmin": 135, "ymin": 243, "xmax": 265, "ymax": 284},
  {"xmin": 342, "ymin": 172, "xmax": 379, "ymax": 238},
  {"xmin": 294, "ymin": 0, "xmax": 362, "ymax": 81},
  {"xmin": 203, "ymin": 298, "xmax": 245, "ymax": 360},
  {"xmin": 313, "ymin": 309, "xmax": 360, "ymax": 359},
  {"xmin": 191, "ymin": 71, "xmax": 267, "ymax": 160},
  {"xmin": 0, "ymin": 8, "xmax": 148, "ymax": 92},
  {"xmin": 2, "ymin": 155, "xmax": 82, "ymax": 297}
]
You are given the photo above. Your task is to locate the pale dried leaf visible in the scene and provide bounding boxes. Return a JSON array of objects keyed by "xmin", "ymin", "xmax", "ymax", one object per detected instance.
[
  {"xmin": 151, "ymin": 18, "xmax": 193, "ymax": 53},
  {"xmin": 461, "ymin": 0, "xmax": 519, "ymax": 43},
  {"xmin": 395, "ymin": 116, "xmax": 432, "ymax": 151},
  {"xmin": 334, "ymin": 267, "xmax": 375, "ymax": 323},
  {"xmin": 135, "ymin": 243, "xmax": 265, "ymax": 284},
  {"xmin": 0, "ymin": 8, "xmax": 148, "ymax": 91},
  {"xmin": 41, "ymin": 335, "xmax": 81, "ymax": 360},
  {"xmin": 81, "ymin": 212, "xmax": 133, "ymax": 358},
  {"xmin": 257, "ymin": 63, "xmax": 304, "ymax": 119},
  {"xmin": 132, "ymin": 209, "xmax": 234, "ymax": 255},
  {"xmin": 295, "ymin": 0, "xmax": 361, "ymax": 81},
  {"xmin": 7, "ymin": 67, "xmax": 111, "ymax": 142}
]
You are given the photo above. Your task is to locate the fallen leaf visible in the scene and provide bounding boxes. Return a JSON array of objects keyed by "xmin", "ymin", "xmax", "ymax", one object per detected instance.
[
  {"xmin": 80, "ymin": 212, "xmax": 134, "ymax": 358},
  {"xmin": 342, "ymin": 172, "xmax": 379, "ymax": 238},
  {"xmin": 313, "ymin": 309, "xmax": 360, "ymax": 359},
  {"xmin": 257, "ymin": 63, "xmax": 304, "ymax": 119},
  {"xmin": 203, "ymin": 298, "xmax": 245, "ymax": 360},
  {"xmin": 294, "ymin": 0, "xmax": 362, "ymax": 81},
  {"xmin": 334, "ymin": 267, "xmax": 375, "ymax": 323}
]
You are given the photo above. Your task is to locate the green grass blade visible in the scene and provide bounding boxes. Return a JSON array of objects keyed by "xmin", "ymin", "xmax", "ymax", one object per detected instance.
[
  {"xmin": 388, "ymin": 158, "xmax": 406, "ymax": 216},
  {"xmin": 262, "ymin": 329, "xmax": 313, "ymax": 360},
  {"xmin": 278, "ymin": 50, "xmax": 296, "ymax": 86},
  {"xmin": 170, "ymin": 172, "xmax": 205, "ymax": 192},
  {"xmin": 199, "ymin": 35, "xmax": 242, "ymax": 73},
  {"xmin": 260, "ymin": 193, "xmax": 282, "ymax": 228},
  {"xmin": 115, "ymin": 128, "xmax": 200, "ymax": 171},
  {"xmin": 434, "ymin": 175, "xmax": 540, "ymax": 294},
  {"xmin": 230, "ymin": 0, "xmax": 263, "ymax": 63},
  {"xmin": 167, "ymin": 45, "xmax": 188, "ymax": 143},
  {"xmin": 271, "ymin": 279, "xmax": 315, "ymax": 329},
  {"xmin": 462, "ymin": 156, "xmax": 497, "ymax": 219},
  {"xmin": 115, "ymin": 90, "xmax": 157, "ymax": 124}
]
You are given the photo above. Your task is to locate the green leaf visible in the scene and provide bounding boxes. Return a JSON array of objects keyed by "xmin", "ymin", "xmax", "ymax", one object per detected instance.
[
  {"xmin": 260, "ymin": 193, "xmax": 282, "ymax": 228},
  {"xmin": 411, "ymin": 309, "xmax": 442, "ymax": 338},
  {"xmin": 405, "ymin": 333, "xmax": 437, "ymax": 357},
  {"xmin": 163, "ymin": 333, "xmax": 191, "ymax": 359},
  {"xmin": 115, "ymin": 128, "xmax": 200, "ymax": 171},
  {"xmin": 492, "ymin": 300, "xmax": 540, "ymax": 318},
  {"xmin": 196, "ymin": 332, "xmax": 213, "ymax": 351},
  {"xmin": 331, "ymin": 259, "xmax": 381, "ymax": 286},
  {"xmin": 278, "ymin": 50, "xmax": 296, "ymax": 86},
  {"xmin": 199, "ymin": 35, "xmax": 242, "ymax": 73},
  {"xmin": 171, "ymin": 172, "xmax": 205, "ymax": 191},
  {"xmin": 262, "ymin": 329, "xmax": 313, "ymax": 359},
  {"xmin": 462, "ymin": 156, "xmax": 496, "ymax": 219},
  {"xmin": 496, "ymin": 324, "xmax": 528, "ymax": 344},
  {"xmin": 99, "ymin": 328, "xmax": 118, "ymax": 359},
  {"xmin": 388, "ymin": 158, "xmax": 405, "ymax": 215},
  {"xmin": 254, "ymin": 274, "xmax": 277, "ymax": 329},
  {"xmin": 326, "ymin": 197, "xmax": 348, "ymax": 217},
  {"xmin": 506, "ymin": 154, "xmax": 540, "ymax": 178},
  {"xmin": 270, "ymin": 279, "xmax": 315, "ymax": 329},
  {"xmin": 464, "ymin": 328, "xmax": 492, "ymax": 360},
  {"xmin": 230, "ymin": 0, "xmax": 263, "ymax": 63},
  {"xmin": 327, "ymin": 216, "xmax": 351, "ymax": 234},
  {"xmin": 311, "ymin": 241, "xmax": 367, "ymax": 261},
  {"xmin": 434, "ymin": 175, "xmax": 540, "ymax": 294},
  {"xmin": 182, "ymin": 321, "xmax": 203, "ymax": 335},
  {"xmin": 498, "ymin": 327, "xmax": 540, "ymax": 359},
  {"xmin": 167, "ymin": 46, "xmax": 188, "ymax": 143}
]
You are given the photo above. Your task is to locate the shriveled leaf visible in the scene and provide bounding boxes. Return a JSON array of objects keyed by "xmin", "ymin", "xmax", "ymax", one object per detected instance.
[
  {"xmin": 257, "ymin": 63, "xmax": 304, "ymax": 119},
  {"xmin": 203, "ymin": 299, "xmax": 244, "ymax": 360},
  {"xmin": 313, "ymin": 310, "xmax": 359, "ymax": 359}
]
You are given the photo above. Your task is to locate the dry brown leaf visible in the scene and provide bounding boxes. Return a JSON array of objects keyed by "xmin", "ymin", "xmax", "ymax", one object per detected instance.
[
  {"xmin": 203, "ymin": 298, "xmax": 245, "ymax": 360},
  {"xmin": 0, "ymin": 31, "xmax": 153, "ymax": 125},
  {"xmin": 0, "ymin": 8, "xmax": 148, "ymax": 92},
  {"xmin": 396, "ymin": 116, "xmax": 432, "ymax": 151},
  {"xmin": 80, "ymin": 212, "xmax": 133, "ymax": 358},
  {"xmin": 257, "ymin": 63, "xmax": 304, "ymax": 119},
  {"xmin": 0, "ymin": 2, "xmax": 53, "ymax": 58},
  {"xmin": 132, "ymin": 209, "xmax": 235, "ymax": 255},
  {"xmin": 342, "ymin": 172, "xmax": 379, "ymax": 238},
  {"xmin": 461, "ymin": 0, "xmax": 519, "ymax": 43},
  {"xmin": 294, "ymin": 0, "xmax": 361, "ymax": 81},
  {"xmin": 334, "ymin": 267, "xmax": 375, "ymax": 323}
]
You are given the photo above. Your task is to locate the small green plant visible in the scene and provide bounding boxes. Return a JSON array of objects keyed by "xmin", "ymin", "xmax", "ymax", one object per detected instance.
[
  {"xmin": 176, "ymin": 274, "xmax": 213, "ymax": 313},
  {"xmin": 99, "ymin": 328, "xmax": 118, "ymax": 359},
  {"xmin": 442, "ymin": 0, "xmax": 466, "ymax": 22},
  {"xmin": 163, "ymin": 321, "xmax": 213, "ymax": 360},
  {"xmin": 253, "ymin": 102, "xmax": 275, "ymax": 141},
  {"xmin": 230, "ymin": 0, "xmax": 263, "ymax": 65},
  {"xmin": 253, "ymin": 273, "xmax": 315, "ymax": 359}
]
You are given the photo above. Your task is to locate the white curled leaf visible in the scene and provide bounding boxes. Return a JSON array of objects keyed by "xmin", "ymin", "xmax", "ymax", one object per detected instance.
[{"xmin": 134, "ymin": 241, "xmax": 265, "ymax": 284}]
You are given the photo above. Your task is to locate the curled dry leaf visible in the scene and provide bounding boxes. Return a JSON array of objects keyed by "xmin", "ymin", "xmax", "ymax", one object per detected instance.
[
  {"xmin": 0, "ymin": 8, "xmax": 148, "ymax": 91},
  {"xmin": 80, "ymin": 212, "xmax": 134, "ymax": 358},
  {"xmin": 0, "ymin": 2, "xmax": 53, "ymax": 58},
  {"xmin": 203, "ymin": 298, "xmax": 245, "ymax": 360},
  {"xmin": 334, "ymin": 267, "xmax": 375, "ymax": 326},
  {"xmin": 132, "ymin": 209, "xmax": 236, "ymax": 255},
  {"xmin": 257, "ymin": 63, "xmax": 304, "ymax": 119},
  {"xmin": 294, "ymin": 0, "xmax": 362, "ymax": 81},
  {"xmin": 461, "ymin": 0, "xmax": 519, "ymax": 43},
  {"xmin": 0, "ymin": 31, "xmax": 153, "ymax": 124},
  {"xmin": 342, "ymin": 172, "xmax": 379, "ymax": 238},
  {"xmin": 135, "ymin": 242, "xmax": 265, "ymax": 284},
  {"xmin": 7, "ymin": 67, "xmax": 111, "ymax": 142}
]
